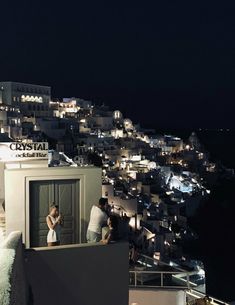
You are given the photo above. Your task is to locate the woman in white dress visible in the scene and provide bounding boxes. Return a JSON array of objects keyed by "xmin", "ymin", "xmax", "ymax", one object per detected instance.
[{"xmin": 46, "ymin": 205, "xmax": 63, "ymax": 246}]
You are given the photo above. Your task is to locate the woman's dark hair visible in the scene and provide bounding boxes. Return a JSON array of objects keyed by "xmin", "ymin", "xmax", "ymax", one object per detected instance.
[
  {"xmin": 109, "ymin": 215, "xmax": 118, "ymax": 229},
  {"xmin": 99, "ymin": 197, "xmax": 108, "ymax": 207}
]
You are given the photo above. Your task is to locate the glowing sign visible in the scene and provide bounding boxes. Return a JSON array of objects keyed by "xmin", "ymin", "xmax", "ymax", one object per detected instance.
[{"xmin": 0, "ymin": 142, "xmax": 48, "ymax": 161}]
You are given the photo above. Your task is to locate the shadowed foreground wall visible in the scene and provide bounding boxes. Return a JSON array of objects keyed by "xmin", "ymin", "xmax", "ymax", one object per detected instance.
[{"xmin": 25, "ymin": 242, "xmax": 129, "ymax": 305}]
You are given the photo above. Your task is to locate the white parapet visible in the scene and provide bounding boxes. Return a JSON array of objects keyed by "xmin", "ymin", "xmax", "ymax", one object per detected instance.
[{"xmin": 129, "ymin": 288, "xmax": 186, "ymax": 305}]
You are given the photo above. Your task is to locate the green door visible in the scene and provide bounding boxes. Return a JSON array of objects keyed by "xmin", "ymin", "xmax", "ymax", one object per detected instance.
[{"xmin": 30, "ymin": 179, "xmax": 79, "ymax": 247}]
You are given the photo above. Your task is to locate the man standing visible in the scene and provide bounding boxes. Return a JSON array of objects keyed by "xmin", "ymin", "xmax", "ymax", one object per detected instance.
[{"xmin": 87, "ymin": 197, "xmax": 108, "ymax": 243}]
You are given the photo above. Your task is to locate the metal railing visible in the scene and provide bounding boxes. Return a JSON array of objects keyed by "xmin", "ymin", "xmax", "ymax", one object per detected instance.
[
  {"xmin": 129, "ymin": 254, "xmax": 229, "ymax": 305},
  {"xmin": 134, "ymin": 254, "xmax": 205, "ymax": 291},
  {"xmin": 137, "ymin": 253, "xmax": 186, "ymax": 271},
  {"xmin": 129, "ymin": 270, "xmax": 229, "ymax": 305},
  {"xmin": 129, "ymin": 271, "xmax": 229, "ymax": 304},
  {"xmin": 186, "ymin": 290, "xmax": 229, "ymax": 305},
  {"xmin": 129, "ymin": 270, "xmax": 191, "ymax": 289}
]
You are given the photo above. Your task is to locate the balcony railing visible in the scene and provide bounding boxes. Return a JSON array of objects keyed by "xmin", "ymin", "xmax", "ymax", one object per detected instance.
[
  {"xmin": 129, "ymin": 270, "xmax": 191, "ymax": 289},
  {"xmin": 129, "ymin": 254, "xmax": 229, "ymax": 305},
  {"xmin": 186, "ymin": 290, "xmax": 229, "ymax": 305},
  {"xmin": 130, "ymin": 255, "xmax": 205, "ymax": 292}
]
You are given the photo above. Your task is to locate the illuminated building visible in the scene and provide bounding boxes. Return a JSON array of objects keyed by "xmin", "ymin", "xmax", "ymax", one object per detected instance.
[
  {"xmin": 51, "ymin": 100, "xmax": 80, "ymax": 118},
  {"xmin": 111, "ymin": 128, "xmax": 124, "ymax": 138},
  {"xmin": 0, "ymin": 81, "xmax": 51, "ymax": 117},
  {"xmin": 50, "ymin": 97, "xmax": 93, "ymax": 119},
  {"xmin": 113, "ymin": 110, "xmax": 123, "ymax": 121},
  {"xmin": 63, "ymin": 97, "xmax": 92, "ymax": 109},
  {"xmin": 0, "ymin": 105, "xmax": 22, "ymax": 139}
]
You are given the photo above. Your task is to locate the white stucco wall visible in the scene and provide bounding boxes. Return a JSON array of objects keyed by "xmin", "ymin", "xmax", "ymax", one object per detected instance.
[
  {"xmin": 129, "ymin": 288, "xmax": 186, "ymax": 305},
  {"xmin": 4, "ymin": 166, "xmax": 102, "ymax": 247},
  {"xmin": 0, "ymin": 231, "xmax": 27, "ymax": 305},
  {"xmin": 0, "ymin": 159, "xmax": 48, "ymax": 201}
]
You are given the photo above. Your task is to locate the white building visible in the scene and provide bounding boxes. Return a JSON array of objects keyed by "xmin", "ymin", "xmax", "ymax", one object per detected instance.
[
  {"xmin": 51, "ymin": 100, "xmax": 80, "ymax": 118},
  {"xmin": 63, "ymin": 97, "xmax": 93, "ymax": 109},
  {"xmin": 111, "ymin": 128, "xmax": 124, "ymax": 138},
  {"xmin": 0, "ymin": 142, "xmax": 102, "ymax": 247}
]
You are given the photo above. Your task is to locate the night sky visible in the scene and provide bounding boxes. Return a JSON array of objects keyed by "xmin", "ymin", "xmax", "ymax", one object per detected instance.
[{"xmin": 1, "ymin": 1, "xmax": 235, "ymax": 128}]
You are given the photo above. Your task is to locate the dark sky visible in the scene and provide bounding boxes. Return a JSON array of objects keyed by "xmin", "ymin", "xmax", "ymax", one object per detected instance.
[{"xmin": 1, "ymin": 1, "xmax": 235, "ymax": 128}]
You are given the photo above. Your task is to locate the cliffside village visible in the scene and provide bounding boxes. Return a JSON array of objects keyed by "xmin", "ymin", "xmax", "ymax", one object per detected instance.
[{"xmin": 1, "ymin": 81, "xmax": 234, "ymax": 290}]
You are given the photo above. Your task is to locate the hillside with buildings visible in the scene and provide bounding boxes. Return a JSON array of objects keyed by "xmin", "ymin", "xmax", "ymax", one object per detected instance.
[{"xmin": 0, "ymin": 81, "xmax": 233, "ymax": 304}]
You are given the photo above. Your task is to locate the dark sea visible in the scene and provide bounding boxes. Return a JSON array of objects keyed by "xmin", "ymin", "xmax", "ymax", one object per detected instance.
[{"xmin": 153, "ymin": 128, "xmax": 235, "ymax": 302}]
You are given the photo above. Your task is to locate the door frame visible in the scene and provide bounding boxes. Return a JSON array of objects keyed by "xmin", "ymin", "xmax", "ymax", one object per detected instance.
[{"xmin": 25, "ymin": 174, "xmax": 85, "ymax": 248}]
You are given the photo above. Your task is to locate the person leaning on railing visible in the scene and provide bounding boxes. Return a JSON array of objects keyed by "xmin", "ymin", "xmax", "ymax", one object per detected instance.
[
  {"xmin": 86, "ymin": 198, "xmax": 108, "ymax": 243},
  {"xmin": 101, "ymin": 215, "xmax": 119, "ymax": 244}
]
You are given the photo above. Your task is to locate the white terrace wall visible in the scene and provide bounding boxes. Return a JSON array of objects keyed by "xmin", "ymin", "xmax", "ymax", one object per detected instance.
[
  {"xmin": 0, "ymin": 231, "xmax": 27, "ymax": 305},
  {"xmin": 129, "ymin": 288, "xmax": 186, "ymax": 305}
]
